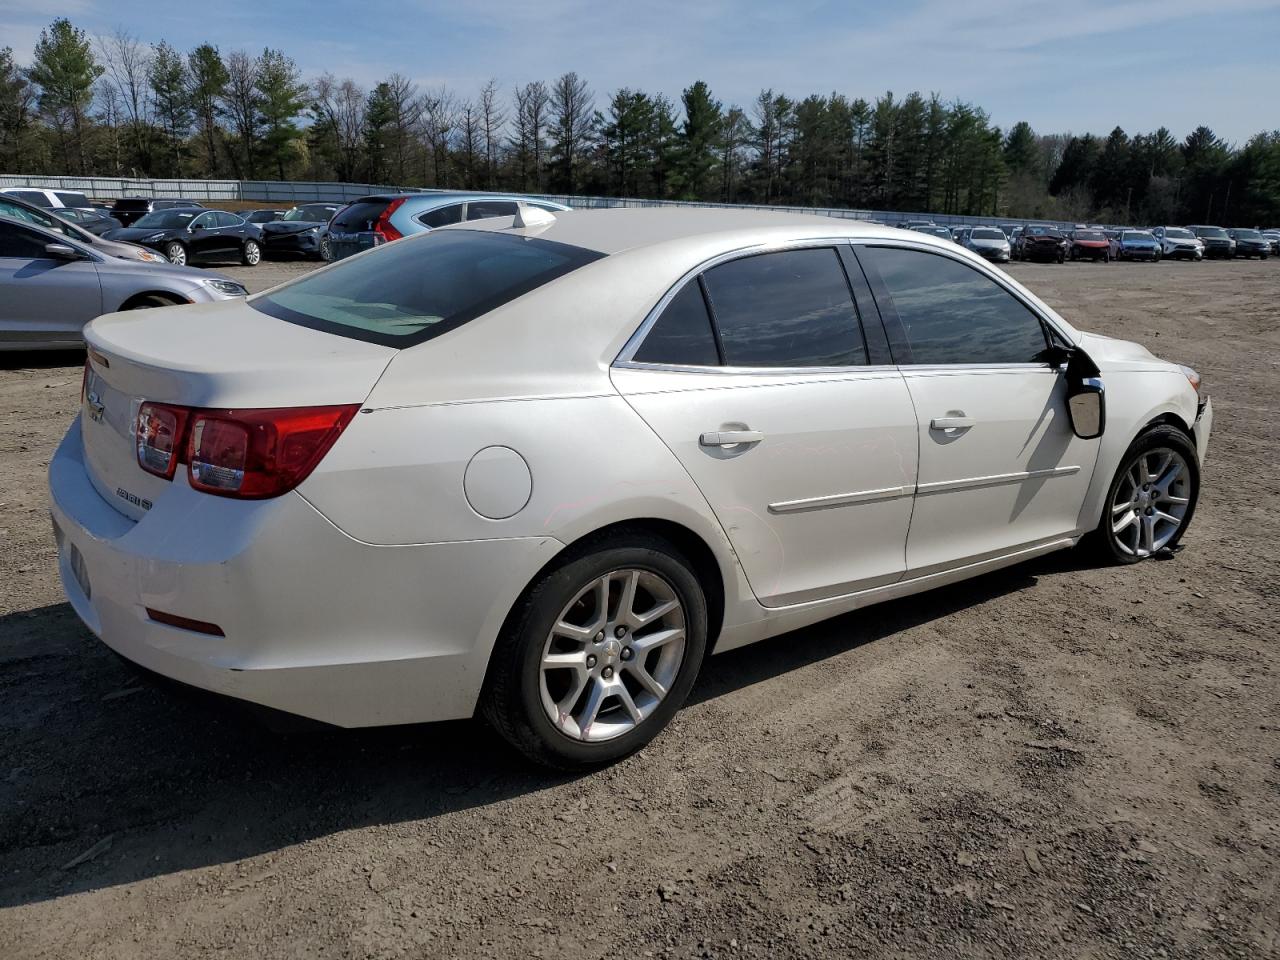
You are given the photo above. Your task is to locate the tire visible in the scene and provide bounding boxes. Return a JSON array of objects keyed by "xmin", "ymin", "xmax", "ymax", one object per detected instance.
[
  {"xmin": 241, "ymin": 239, "xmax": 261, "ymax": 266},
  {"xmin": 481, "ymin": 531, "xmax": 709, "ymax": 769},
  {"xmin": 1090, "ymin": 424, "xmax": 1200, "ymax": 565},
  {"xmin": 164, "ymin": 241, "xmax": 187, "ymax": 266},
  {"xmin": 125, "ymin": 294, "xmax": 180, "ymax": 310},
  {"xmin": 318, "ymin": 235, "xmax": 332, "ymax": 262}
]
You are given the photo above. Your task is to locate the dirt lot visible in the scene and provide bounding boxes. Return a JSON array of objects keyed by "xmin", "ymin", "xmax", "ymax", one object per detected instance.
[{"xmin": 1, "ymin": 257, "xmax": 1277, "ymax": 959}]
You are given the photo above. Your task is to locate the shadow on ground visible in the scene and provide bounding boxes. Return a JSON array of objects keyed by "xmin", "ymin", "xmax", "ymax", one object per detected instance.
[{"xmin": 0, "ymin": 551, "xmax": 1080, "ymax": 908}]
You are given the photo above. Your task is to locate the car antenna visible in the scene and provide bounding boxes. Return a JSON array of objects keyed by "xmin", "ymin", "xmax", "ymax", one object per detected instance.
[{"xmin": 512, "ymin": 205, "xmax": 556, "ymax": 230}]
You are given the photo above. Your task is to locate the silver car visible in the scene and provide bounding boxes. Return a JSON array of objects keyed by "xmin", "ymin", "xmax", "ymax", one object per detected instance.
[
  {"xmin": 0, "ymin": 216, "xmax": 247, "ymax": 350},
  {"xmin": 963, "ymin": 225, "xmax": 1012, "ymax": 262},
  {"xmin": 0, "ymin": 192, "xmax": 169, "ymax": 264}
]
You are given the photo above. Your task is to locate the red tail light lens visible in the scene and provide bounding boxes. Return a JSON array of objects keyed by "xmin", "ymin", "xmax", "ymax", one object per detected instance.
[
  {"xmin": 373, "ymin": 197, "xmax": 406, "ymax": 243},
  {"xmin": 136, "ymin": 402, "xmax": 190, "ymax": 479},
  {"xmin": 187, "ymin": 404, "xmax": 359, "ymax": 498}
]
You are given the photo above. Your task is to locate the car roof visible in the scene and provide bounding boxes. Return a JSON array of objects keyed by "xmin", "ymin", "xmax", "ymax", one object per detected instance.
[{"xmin": 444, "ymin": 206, "xmax": 917, "ymax": 256}]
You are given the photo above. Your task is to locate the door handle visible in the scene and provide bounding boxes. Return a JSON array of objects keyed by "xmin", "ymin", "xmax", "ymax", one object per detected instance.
[
  {"xmin": 930, "ymin": 416, "xmax": 975, "ymax": 430},
  {"xmin": 700, "ymin": 429, "xmax": 764, "ymax": 447}
]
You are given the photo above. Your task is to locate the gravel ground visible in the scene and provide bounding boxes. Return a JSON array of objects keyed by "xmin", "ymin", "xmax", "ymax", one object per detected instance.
[{"xmin": 1, "ymin": 256, "xmax": 1277, "ymax": 959}]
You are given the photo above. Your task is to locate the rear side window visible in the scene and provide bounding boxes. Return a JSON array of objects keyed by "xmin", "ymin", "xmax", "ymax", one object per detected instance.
[
  {"xmin": 467, "ymin": 201, "xmax": 518, "ymax": 221},
  {"xmin": 633, "ymin": 281, "xmax": 720, "ymax": 366},
  {"xmin": 252, "ymin": 230, "xmax": 605, "ymax": 348},
  {"xmin": 11, "ymin": 190, "xmax": 50, "ymax": 207},
  {"xmin": 420, "ymin": 203, "xmax": 463, "ymax": 228},
  {"xmin": 331, "ymin": 200, "xmax": 391, "ymax": 230},
  {"xmin": 701, "ymin": 248, "xmax": 866, "ymax": 367},
  {"xmin": 860, "ymin": 246, "xmax": 1048, "ymax": 365},
  {"xmin": 214, "ymin": 212, "xmax": 241, "ymax": 227},
  {"xmin": 55, "ymin": 191, "xmax": 91, "ymax": 207},
  {"xmin": 113, "ymin": 198, "xmax": 150, "ymax": 211}
]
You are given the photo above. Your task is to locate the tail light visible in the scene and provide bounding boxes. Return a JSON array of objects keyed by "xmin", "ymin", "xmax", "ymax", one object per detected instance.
[
  {"xmin": 372, "ymin": 198, "xmax": 406, "ymax": 244},
  {"xmin": 136, "ymin": 402, "xmax": 190, "ymax": 479},
  {"xmin": 135, "ymin": 403, "xmax": 359, "ymax": 498}
]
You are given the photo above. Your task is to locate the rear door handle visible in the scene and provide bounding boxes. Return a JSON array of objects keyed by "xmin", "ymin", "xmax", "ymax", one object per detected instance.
[
  {"xmin": 700, "ymin": 430, "xmax": 764, "ymax": 447},
  {"xmin": 930, "ymin": 416, "xmax": 975, "ymax": 430}
]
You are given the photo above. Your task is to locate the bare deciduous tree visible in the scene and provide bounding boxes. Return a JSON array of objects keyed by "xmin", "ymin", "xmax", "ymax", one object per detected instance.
[
  {"xmin": 417, "ymin": 85, "xmax": 458, "ymax": 187},
  {"xmin": 510, "ymin": 80, "xmax": 549, "ymax": 191},
  {"xmin": 97, "ymin": 28, "xmax": 153, "ymax": 174},
  {"xmin": 478, "ymin": 78, "xmax": 506, "ymax": 189}
]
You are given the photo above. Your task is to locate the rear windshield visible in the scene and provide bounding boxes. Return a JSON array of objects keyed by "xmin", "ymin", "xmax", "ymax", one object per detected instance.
[
  {"xmin": 251, "ymin": 229, "xmax": 605, "ymax": 348},
  {"xmin": 283, "ymin": 204, "xmax": 338, "ymax": 222},
  {"xmin": 55, "ymin": 191, "xmax": 92, "ymax": 207},
  {"xmin": 134, "ymin": 210, "xmax": 198, "ymax": 228},
  {"xmin": 113, "ymin": 198, "xmax": 151, "ymax": 210},
  {"xmin": 971, "ymin": 228, "xmax": 1005, "ymax": 240},
  {"xmin": 330, "ymin": 200, "xmax": 394, "ymax": 231}
]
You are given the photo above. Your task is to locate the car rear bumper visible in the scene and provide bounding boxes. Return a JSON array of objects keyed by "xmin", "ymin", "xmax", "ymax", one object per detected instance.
[{"xmin": 48, "ymin": 417, "xmax": 563, "ymax": 728}]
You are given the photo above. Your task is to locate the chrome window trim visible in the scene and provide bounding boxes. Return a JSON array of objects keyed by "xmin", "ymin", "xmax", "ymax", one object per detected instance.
[
  {"xmin": 849, "ymin": 237, "xmax": 1076, "ymax": 353},
  {"xmin": 614, "ymin": 236, "xmax": 873, "ymax": 375},
  {"xmin": 613, "ymin": 361, "xmax": 901, "ymax": 378}
]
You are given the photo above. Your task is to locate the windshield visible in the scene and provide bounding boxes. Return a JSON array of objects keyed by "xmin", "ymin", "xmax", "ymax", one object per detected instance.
[
  {"xmin": 283, "ymin": 204, "xmax": 337, "ymax": 222},
  {"xmin": 1163, "ymin": 228, "xmax": 1194, "ymax": 239},
  {"xmin": 971, "ymin": 228, "xmax": 1005, "ymax": 240},
  {"xmin": 1122, "ymin": 231, "xmax": 1154, "ymax": 241},
  {"xmin": 252, "ymin": 230, "xmax": 605, "ymax": 348},
  {"xmin": 1232, "ymin": 229, "xmax": 1262, "ymax": 240},
  {"xmin": 1073, "ymin": 230, "xmax": 1104, "ymax": 240},
  {"xmin": 1193, "ymin": 227, "xmax": 1228, "ymax": 239},
  {"xmin": 134, "ymin": 210, "xmax": 198, "ymax": 229}
]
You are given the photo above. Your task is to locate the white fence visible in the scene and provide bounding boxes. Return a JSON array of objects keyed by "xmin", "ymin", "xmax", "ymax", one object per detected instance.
[{"xmin": 0, "ymin": 173, "xmax": 1075, "ymax": 230}]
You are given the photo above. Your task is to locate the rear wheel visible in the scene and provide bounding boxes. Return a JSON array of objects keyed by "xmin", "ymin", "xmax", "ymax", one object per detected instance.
[
  {"xmin": 481, "ymin": 532, "xmax": 708, "ymax": 769},
  {"xmin": 164, "ymin": 241, "xmax": 187, "ymax": 266},
  {"xmin": 241, "ymin": 239, "xmax": 261, "ymax": 266},
  {"xmin": 1093, "ymin": 425, "xmax": 1199, "ymax": 564}
]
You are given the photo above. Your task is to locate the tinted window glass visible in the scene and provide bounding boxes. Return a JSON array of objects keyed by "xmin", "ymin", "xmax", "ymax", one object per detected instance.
[
  {"xmin": 215, "ymin": 211, "xmax": 241, "ymax": 227},
  {"xmin": 0, "ymin": 221, "xmax": 53, "ymax": 258},
  {"xmin": 466, "ymin": 201, "xmax": 518, "ymax": 221},
  {"xmin": 55, "ymin": 192, "xmax": 91, "ymax": 207},
  {"xmin": 862, "ymin": 247, "xmax": 1048, "ymax": 365},
  {"xmin": 633, "ymin": 281, "xmax": 720, "ymax": 366},
  {"xmin": 252, "ymin": 230, "xmax": 605, "ymax": 348},
  {"xmin": 421, "ymin": 203, "xmax": 463, "ymax": 228},
  {"xmin": 0, "ymin": 199, "xmax": 55, "ymax": 230},
  {"xmin": 13, "ymin": 190, "xmax": 50, "ymax": 207},
  {"xmin": 701, "ymin": 248, "xmax": 865, "ymax": 367},
  {"xmin": 331, "ymin": 200, "xmax": 391, "ymax": 230}
]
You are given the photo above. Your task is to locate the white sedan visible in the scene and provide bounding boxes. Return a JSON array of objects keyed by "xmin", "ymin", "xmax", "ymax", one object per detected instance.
[{"xmin": 49, "ymin": 208, "xmax": 1212, "ymax": 768}]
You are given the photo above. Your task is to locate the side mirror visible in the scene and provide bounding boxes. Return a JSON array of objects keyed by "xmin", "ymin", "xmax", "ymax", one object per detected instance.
[
  {"xmin": 44, "ymin": 242, "xmax": 80, "ymax": 260},
  {"xmin": 1064, "ymin": 349, "xmax": 1105, "ymax": 439}
]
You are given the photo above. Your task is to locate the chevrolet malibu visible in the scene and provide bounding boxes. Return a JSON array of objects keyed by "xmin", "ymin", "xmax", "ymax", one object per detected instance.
[{"xmin": 49, "ymin": 208, "xmax": 1212, "ymax": 769}]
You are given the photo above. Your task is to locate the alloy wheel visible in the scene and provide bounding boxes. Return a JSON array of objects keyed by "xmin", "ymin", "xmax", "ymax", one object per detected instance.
[
  {"xmin": 244, "ymin": 240, "xmax": 261, "ymax": 265},
  {"xmin": 539, "ymin": 568, "xmax": 686, "ymax": 742},
  {"xmin": 165, "ymin": 242, "xmax": 186, "ymax": 266},
  {"xmin": 1111, "ymin": 447, "xmax": 1192, "ymax": 557}
]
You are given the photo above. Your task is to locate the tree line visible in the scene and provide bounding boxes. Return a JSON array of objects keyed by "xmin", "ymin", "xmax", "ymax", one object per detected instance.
[{"xmin": 2, "ymin": 18, "xmax": 1278, "ymax": 226}]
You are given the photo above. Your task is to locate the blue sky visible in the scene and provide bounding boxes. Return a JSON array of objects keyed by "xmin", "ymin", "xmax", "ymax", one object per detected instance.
[{"xmin": 3, "ymin": 0, "xmax": 1278, "ymax": 143}]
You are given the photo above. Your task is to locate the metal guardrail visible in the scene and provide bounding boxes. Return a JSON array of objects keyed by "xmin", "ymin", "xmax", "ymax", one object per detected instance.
[{"xmin": 0, "ymin": 173, "xmax": 1076, "ymax": 230}]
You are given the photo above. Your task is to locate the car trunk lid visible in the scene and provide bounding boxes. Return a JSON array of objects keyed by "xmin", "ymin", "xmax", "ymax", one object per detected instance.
[{"xmin": 80, "ymin": 299, "xmax": 397, "ymax": 520}]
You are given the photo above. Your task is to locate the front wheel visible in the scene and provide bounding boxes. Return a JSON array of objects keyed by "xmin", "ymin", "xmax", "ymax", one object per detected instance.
[
  {"xmin": 481, "ymin": 532, "xmax": 708, "ymax": 769},
  {"xmin": 241, "ymin": 239, "xmax": 261, "ymax": 266},
  {"xmin": 1094, "ymin": 425, "xmax": 1200, "ymax": 564},
  {"xmin": 318, "ymin": 235, "xmax": 332, "ymax": 262},
  {"xmin": 164, "ymin": 241, "xmax": 187, "ymax": 266}
]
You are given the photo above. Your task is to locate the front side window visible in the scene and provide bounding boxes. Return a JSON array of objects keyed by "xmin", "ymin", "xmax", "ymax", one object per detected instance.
[
  {"xmin": 0, "ymin": 221, "xmax": 53, "ymax": 258},
  {"xmin": 701, "ymin": 248, "xmax": 866, "ymax": 367},
  {"xmin": 861, "ymin": 246, "xmax": 1048, "ymax": 365},
  {"xmin": 633, "ymin": 281, "xmax": 720, "ymax": 366},
  {"xmin": 252, "ymin": 229, "xmax": 605, "ymax": 348},
  {"xmin": 466, "ymin": 200, "xmax": 518, "ymax": 221}
]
